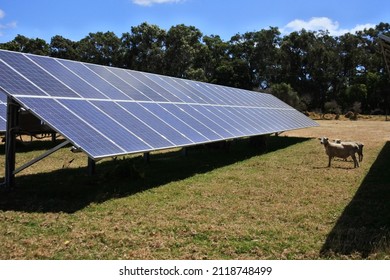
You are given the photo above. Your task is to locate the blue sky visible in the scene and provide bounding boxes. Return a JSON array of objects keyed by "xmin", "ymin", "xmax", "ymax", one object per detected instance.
[{"xmin": 0, "ymin": 0, "xmax": 389, "ymax": 43}]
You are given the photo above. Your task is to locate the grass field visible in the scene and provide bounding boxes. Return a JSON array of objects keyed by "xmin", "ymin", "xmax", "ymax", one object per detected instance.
[{"xmin": 0, "ymin": 119, "xmax": 389, "ymax": 259}]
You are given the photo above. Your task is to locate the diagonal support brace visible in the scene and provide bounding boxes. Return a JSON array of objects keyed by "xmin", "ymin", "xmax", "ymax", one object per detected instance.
[{"xmin": 13, "ymin": 140, "xmax": 70, "ymax": 175}]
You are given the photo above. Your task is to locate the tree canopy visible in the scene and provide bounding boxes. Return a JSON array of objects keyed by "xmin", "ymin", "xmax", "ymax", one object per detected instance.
[{"xmin": 1, "ymin": 22, "xmax": 389, "ymax": 114}]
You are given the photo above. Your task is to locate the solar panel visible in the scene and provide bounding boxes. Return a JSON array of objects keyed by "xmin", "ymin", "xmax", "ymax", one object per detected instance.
[{"xmin": 0, "ymin": 49, "xmax": 318, "ymax": 159}]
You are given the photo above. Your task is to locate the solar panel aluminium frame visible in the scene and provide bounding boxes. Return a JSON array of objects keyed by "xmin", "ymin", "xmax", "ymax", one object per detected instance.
[
  {"xmin": 0, "ymin": 49, "xmax": 318, "ymax": 187},
  {"xmin": 0, "ymin": 93, "xmax": 6, "ymax": 133}
]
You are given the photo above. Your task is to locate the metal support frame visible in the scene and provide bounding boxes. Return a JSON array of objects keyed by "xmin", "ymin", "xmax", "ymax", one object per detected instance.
[
  {"xmin": 143, "ymin": 152, "xmax": 150, "ymax": 163},
  {"xmin": 181, "ymin": 147, "xmax": 188, "ymax": 157},
  {"xmin": 3, "ymin": 97, "xmax": 71, "ymax": 188},
  {"xmin": 4, "ymin": 97, "xmax": 19, "ymax": 188},
  {"xmin": 13, "ymin": 140, "xmax": 70, "ymax": 175},
  {"xmin": 88, "ymin": 157, "xmax": 96, "ymax": 176}
]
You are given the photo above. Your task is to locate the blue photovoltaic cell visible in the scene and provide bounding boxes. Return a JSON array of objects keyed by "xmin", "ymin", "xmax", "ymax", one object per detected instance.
[
  {"xmin": 247, "ymin": 108, "xmax": 275, "ymax": 132},
  {"xmin": 143, "ymin": 73, "xmax": 196, "ymax": 104},
  {"xmin": 127, "ymin": 71, "xmax": 184, "ymax": 103},
  {"xmin": 199, "ymin": 83, "xmax": 238, "ymax": 106},
  {"xmin": 115, "ymin": 102, "xmax": 192, "ymax": 146},
  {"xmin": 256, "ymin": 109, "xmax": 283, "ymax": 131},
  {"xmin": 29, "ymin": 56, "xmax": 109, "ymax": 100},
  {"xmin": 16, "ymin": 97, "xmax": 125, "ymax": 157},
  {"xmin": 186, "ymin": 82, "xmax": 223, "ymax": 105},
  {"xmin": 168, "ymin": 78, "xmax": 216, "ymax": 105},
  {"xmin": 0, "ymin": 51, "xmax": 79, "ymax": 98},
  {"xmin": 84, "ymin": 64, "xmax": 150, "ymax": 101},
  {"xmin": 0, "ymin": 49, "xmax": 319, "ymax": 159},
  {"xmin": 142, "ymin": 103, "xmax": 210, "ymax": 143},
  {"xmin": 103, "ymin": 68, "xmax": 155, "ymax": 101},
  {"xmin": 233, "ymin": 107, "xmax": 270, "ymax": 134},
  {"xmin": 58, "ymin": 59, "xmax": 131, "ymax": 100},
  {"xmin": 162, "ymin": 103, "xmax": 221, "ymax": 142},
  {"xmin": 168, "ymin": 78, "xmax": 209, "ymax": 104},
  {"xmin": 196, "ymin": 105, "xmax": 244, "ymax": 137},
  {"xmin": 208, "ymin": 85, "xmax": 244, "ymax": 106},
  {"xmin": 0, "ymin": 61, "xmax": 46, "ymax": 96},
  {"xmin": 89, "ymin": 101, "xmax": 174, "ymax": 150},
  {"xmin": 213, "ymin": 106, "xmax": 255, "ymax": 135},
  {"xmin": 179, "ymin": 104, "xmax": 234, "ymax": 139},
  {"xmin": 59, "ymin": 99, "xmax": 158, "ymax": 152}
]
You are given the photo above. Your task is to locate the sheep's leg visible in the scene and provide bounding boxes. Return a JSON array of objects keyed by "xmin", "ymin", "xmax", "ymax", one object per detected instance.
[
  {"xmin": 351, "ymin": 154, "xmax": 359, "ymax": 168},
  {"xmin": 328, "ymin": 156, "xmax": 332, "ymax": 167}
]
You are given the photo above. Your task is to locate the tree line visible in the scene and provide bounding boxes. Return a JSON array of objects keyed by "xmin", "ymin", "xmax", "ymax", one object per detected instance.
[{"xmin": 1, "ymin": 22, "xmax": 389, "ymax": 114}]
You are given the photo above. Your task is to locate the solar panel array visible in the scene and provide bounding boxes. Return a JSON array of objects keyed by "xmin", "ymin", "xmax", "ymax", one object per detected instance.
[{"xmin": 0, "ymin": 49, "xmax": 318, "ymax": 159}]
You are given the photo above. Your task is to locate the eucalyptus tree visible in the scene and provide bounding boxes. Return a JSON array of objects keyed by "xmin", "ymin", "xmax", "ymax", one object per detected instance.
[
  {"xmin": 278, "ymin": 29, "xmax": 320, "ymax": 110},
  {"xmin": 250, "ymin": 27, "xmax": 282, "ymax": 89},
  {"xmin": 353, "ymin": 23, "xmax": 390, "ymax": 112},
  {"xmin": 0, "ymin": 34, "xmax": 49, "ymax": 55},
  {"xmin": 78, "ymin": 31, "xmax": 121, "ymax": 66},
  {"xmin": 337, "ymin": 32, "xmax": 365, "ymax": 85},
  {"xmin": 228, "ymin": 32, "xmax": 256, "ymax": 89},
  {"xmin": 121, "ymin": 22, "xmax": 166, "ymax": 73},
  {"xmin": 201, "ymin": 35, "xmax": 230, "ymax": 83},
  {"xmin": 268, "ymin": 82, "xmax": 301, "ymax": 109},
  {"xmin": 50, "ymin": 35, "xmax": 80, "ymax": 60},
  {"xmin": 164, "ymin": 24, "xmax": 203, "ymax": 78},
  {"xmin": 306, "ymin": 31, "xmax": 341, "ymax": 108}
]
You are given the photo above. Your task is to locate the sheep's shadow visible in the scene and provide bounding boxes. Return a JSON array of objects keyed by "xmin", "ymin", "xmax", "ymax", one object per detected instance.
[
  {"xmin": 320, "ymin": 141, "xmax": 390, "ymax": 258},
  {"xmin": 313, "ymin": 155, "xmax": 362, "ymax": 169},
  {"xmin": 312, "ymin": 166, "xmax": 357, "ymax": 170},
  {"xmin": 0, "ymin": 136, "xmax": 309, "ymax": 213}
]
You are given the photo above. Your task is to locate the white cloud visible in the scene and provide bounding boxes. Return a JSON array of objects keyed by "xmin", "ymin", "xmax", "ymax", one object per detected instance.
[
  {"xmin": 0, "ymin": 21, "xmax": 17, "ymax": 37},
  {"xmin": 282, "ymin": 17, "xmax": 375, "ymax": 36},
  {"xmin": 0, "ymin": 9, "xmax": 17, "ymax": 36},
  {"xmin": 132, "ymin": 0, "xmax": 184, "ymax": 6}
]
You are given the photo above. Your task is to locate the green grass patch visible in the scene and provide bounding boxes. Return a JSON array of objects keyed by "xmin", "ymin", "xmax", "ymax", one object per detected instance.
[{"xmin": 0, "ymin": 134, "xmax": 389, "ymax": 259}]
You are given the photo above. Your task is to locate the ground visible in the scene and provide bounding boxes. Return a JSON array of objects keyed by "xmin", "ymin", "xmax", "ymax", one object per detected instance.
[
  {"xmin": 284, "ymin": 119, "xmax": 390, "ymax": 146},
  {"xmin": 0, "ymin": 118, "xmax": 389, "ymax": 259}
]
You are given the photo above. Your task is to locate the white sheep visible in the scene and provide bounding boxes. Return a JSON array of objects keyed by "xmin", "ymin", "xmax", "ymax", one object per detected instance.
[
  {"xmin": 319, "ymin": 137, "xmax": 360, "ymax": 168},
  {"xmin": 334, "ymin": 139, "xmax": 364, "ymax": 162}
]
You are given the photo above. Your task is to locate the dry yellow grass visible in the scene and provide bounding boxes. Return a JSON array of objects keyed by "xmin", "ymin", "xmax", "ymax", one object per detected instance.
[{"xmin": 284, "ymin": 119, "xmax": 390, "ymax": 148}]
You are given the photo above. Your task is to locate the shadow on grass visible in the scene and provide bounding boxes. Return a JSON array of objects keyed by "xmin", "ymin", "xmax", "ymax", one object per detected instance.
[
  {"xmin": 320, "ymin": 142, "xmax": 390, "ymax": 258},
  {"xmin": 0, "ymin": 136, "xmax": 309, "ymax": 214}
]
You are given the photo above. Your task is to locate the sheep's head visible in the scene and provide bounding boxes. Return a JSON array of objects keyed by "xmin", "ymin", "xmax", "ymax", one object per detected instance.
[{"xmin": 318, "ymin": 137, "xmax": 329, "ymax": 145}]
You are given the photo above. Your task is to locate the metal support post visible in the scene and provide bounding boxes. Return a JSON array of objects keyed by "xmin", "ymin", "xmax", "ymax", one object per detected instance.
[
  {"xmin": 143, "ymin": 152, "xmax": 150, "ymax": 163},
  {"xmin": 4, "ymin": 97, "xmax": 19, "ymax": 189},
  {"xmin": 88, "ymin": 157, "xmax": 96, "ymax": 176},
  {"xmin": 181, "ymin": 147, "xmax": 188, "ymax": 157}
]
